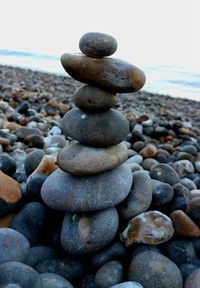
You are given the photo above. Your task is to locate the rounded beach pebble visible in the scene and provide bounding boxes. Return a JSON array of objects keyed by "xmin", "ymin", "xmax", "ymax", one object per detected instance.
[
  {"xmin": 110, "ymin": 282, "xmax": 144, "ymax": 288},
  {"xmin": 57, "ymin": 141, "xmax": 128, "ymax": 175},
  {"xmin": 0, "ymin": 228, "xmax": 30, "ymax": 265},
  {"xmin": 128, "ymin": 251, "xmax": 183, "ymax": 288},
  {"xmin": 184, "ymin": 268, "xmax": 200, "ymax": 288},
  {"xmin": 121, "ymin": 210, "xmax": 174, "ymax": 246},
  {"xmin": 61, "ymin": 207, "xmax": 119, "ymax": 255},
  {"xmin": 39, "ymin": 273, "xmax": 73, "ymax": 288},
  {"xmin": 0, "ymin": 261, "xmax": 41, "ymax": 287},
  {"xmin": 62, "ymin": 108, "xmax": 129, "ymax": 147},
  {"xmin": 72, "ymin": 84, "xmax": 117, "ymax": 112},
  {"xmin": 149, "ymin": 163, "xmax": 180, "ymax": 185},
  {"xmin": 94, "ymin": 260, "xmax": 124, "ymax": 288},
  {"xmin": 41, "ymin": 165, "xmax": 132, "ymax": 212},
  {"xmin": 79, "ymin": 32, "xmax": 118, "ymax": 58},
  {"xmin": 61, "ymin": 53, "xmax": 146, "ymax": 93}
]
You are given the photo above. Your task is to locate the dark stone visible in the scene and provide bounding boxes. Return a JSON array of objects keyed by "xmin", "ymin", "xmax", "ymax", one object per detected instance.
[
  {"xmin": 12, "ymin": 172, "xmax": 27, "ymax": 183},
  {"xmin": 39, "ymin": 273, "xmax": 73, "ymax": 288},
  {"xmin": 41, "ymin": 165, "xmax": 132, "ymax": 212},
  {"xmin": 10, "ymin": 202, "xmax": 47, "ymax": 246},
  {"xmin": 79, "ymin": 32, "xmax": 118, "ymax": 58},
  {"xmin": 180, "ymin": 178, "xmax": 197, "ymax": 190},
  {"xmin": 72, "ymin": 85, "xmax": 117, "ymax": 112},
  {"xmin": 16, "ymin": 102, "xmax": 29, "ymax": 114},
  {"xmin": 151, "ymin": 179, "xmax": 174, "ymax": 206},
  {"xmin": 0, "ymin": 262, "xmax": 41, "ymax": 287},
  {"xmin": 24, "ymin": 246, "xmax": 56, "ymax": 267},
  {"xmin": 24, "ymin": 134, "xmax": 44, "ymax": 149},
  {"xmin": 186, "ymin": 197, "xmax": 200, "ymax": 226},
  {"xmin": 0, "ymin": 228, "xmax": 30, "ymax": 265},
  {"xmin": 194, "ymin": 177, "xmax": 200, "ymax": 189},
  {"xmin": 61, "ymin": 54, "xmax": 146, "ymax": 93},
  {"xmin": 0, "ymin": 153, "xmax": 16, "ymax": 176},
  {"xmin": 179, "ymin": 263, "xmax": 200, "ymax": 281},
  {"xmin": 24, "ymin": 149, "xmax": 45, "ymax": 176},
  {"xmin": 170, "ymin": 183, "xmax": 191, "ymax": 212},
  {"xmin": 25, "ymin": 176, "xmax": 48, "ymax": 201},
  {"xmin": 35, "ymin": 258, "xmax": 85, "ymax": 282},
  {"xmin": 61, "ymin": 208, "xmax": 119, "ymax": 255},
  {"xmin": 62, "ymin": 108, "xmax": 129, "ymax": 147}
]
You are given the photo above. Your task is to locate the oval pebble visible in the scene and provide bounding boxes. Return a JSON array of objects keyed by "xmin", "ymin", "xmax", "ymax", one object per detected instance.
[
  {"xmin": 110, "ymin": 282, "xmax": 144, "ymax": 288},
  {"xmin": 0, "ymin": 153, "xmax": 16, "ymax": 176},
  {"xmin": 62, "ymin": 108, "xmax": 129, "ymax": 147},
  {"xmin": 61, "ymin": 53, "xmax": 146, "ymax": 93},
  {"xmin": 24, "ymin": 149, "xmax": 45, "ymax": 176},
  {"xmin": 149, "ymin": 163, "xmax": 180, "ymax": 185},
  {"xmin": 151, "ymin": 179, "xmax": 174, "ymax": 206},
  {"xmin": 174, "ymin": 160, "xmax": 194, "ymax": 177},
  {"xmin": 41, "ymin": 165, "xmax": 132, "ymax": 212},
  {"xmin": 39, "ymin": 273, "xmax": 73, "ymax": 288},
  {"xmin": 184, "ymin": 268, "xmax": 200, "ymax": 288},
  {"xmin": 61, "ymin": 207, "xmax": 119, "ymax": 255}
]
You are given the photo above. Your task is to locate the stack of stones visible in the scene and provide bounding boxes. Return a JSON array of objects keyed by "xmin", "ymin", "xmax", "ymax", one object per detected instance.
[{"xmin": 41, "ymin": 32, "xmax": 146, "ymax": 256}]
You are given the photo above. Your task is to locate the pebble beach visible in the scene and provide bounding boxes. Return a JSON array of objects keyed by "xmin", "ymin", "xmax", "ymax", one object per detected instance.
[{"xmin": 0, "ymin": 33, "xmax": 200, "ymax": 288}]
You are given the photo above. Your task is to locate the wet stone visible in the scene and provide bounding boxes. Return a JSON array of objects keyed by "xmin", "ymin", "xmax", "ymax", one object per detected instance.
[
  {"xmin": 61, "ymin": 207, "xmax": 119, "ymax": 255},
  {"xmin": 10, "ymin": 202, "xmax": 47, "ymax": 246},
  {"xmin": 62, "ymin": 108, "xmax": 129, "ymax": 147},
  {"xmin": 72, "ymin": 84, "xmax": 117, "ymax": 112},
  {"xmin": 41, "ymin": 165, "xmax": 132, "ymax": 212},
  {"xmin": 79, "ymin": 32, "xmax": 118, "ymax": 58},
  {"xmin": 0, "ymin": 262, "xmax": 41, "ymax": 288},
  {"xmin": 119, "ymin": 170, "xmax": 152, "ymax": 220},
  {"xmin": 128, "ymin": 251, "xmax": 183, "ymax": 288},
  {"xmin": 39, "ymin": 273, "xmax": 73, "ymax": 288},
  {"xmin": 0, "ymin": 228, "xmax": 30, "ymax": 265},
  {"xmin": 149, "ymin": 163, "xmax": 180, "ymax": 186},
  {"xmin": 94, "ymin": 261, "xmax": 124, "ymax": 288},
  {"xmin": 57, "ymin": 141, "xmax": 128, "ymax": 175},
  {"xmin": 61, "ymin": 53, "xmax": 146, "ymax": 93},
  {"xmin": 121, "ymin": 210, "xmax": 174, "ymax": 246}
]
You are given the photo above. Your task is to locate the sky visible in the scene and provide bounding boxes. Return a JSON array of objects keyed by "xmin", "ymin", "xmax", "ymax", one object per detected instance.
[{"xmin": 0, "ymin": 0, "xmax": 199, "ymax": 69}]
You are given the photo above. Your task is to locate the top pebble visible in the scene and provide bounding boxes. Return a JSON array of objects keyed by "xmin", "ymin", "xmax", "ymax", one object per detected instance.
[{"xmin": 79, "ymin": 32, "xmax": 118, "ymax": 58}]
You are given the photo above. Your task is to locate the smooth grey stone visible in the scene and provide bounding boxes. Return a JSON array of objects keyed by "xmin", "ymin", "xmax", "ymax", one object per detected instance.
[
  {"xmin": 41, "ymin": 165, "xmax": 132, "ymax": 212},
  {"xmin": 94, "ymin": 261, "xmax": 124, "ymax": 288},
  {"xmin": 0, "ymin": 284, "xmax": 22, "ymax": 288},
  {"xmin": 142, "ymin": 158, "xmax": 158, "ymax": 171},
  {"xmin": 91, "ymin": 241, "xmax": 126, "ymax": 268},
  {"xmin": 79, "ymin": 32, "xmax": 118, "ymax": 58},
  {"xmin": 149, "ymin": 163, "xmax": 180, "ymax": 185},
  {"xmin": 110, "ymin": 282, "xmax": 144, "ymax": 288},
  {"xmin": 24, "ymin": 149, "xmax": 45, "ymax": 176},
  {"xmin": 119, "ymin": 171, "xmax": 152, "ymax": 220},
  {"xmin": 151, "ymin": 179, "xmax": 174, "ymax": 206},
  {"xmin": 181, "ymin": 145, "xmax": 198, "ymax": 155},
  {"xmin": 0, "ymin": 228, "xmax": 30, "ymax": 265},
  {"xmin": 10, "ymin": 202, "xmax": 47, "ymax": 246},
  {"xmin": 40, "ymin": 273, "xmax": 73, "ymax": 288},
  {"xmin": 0, "ymin": 153, "xmax": 16, "ymax": 176},
  {"xmin": 61, "ymin": 54, "xmax": 146, "ymax": 93},
  {"xmin": 128, "ymin": 251, "xmax": 183, "ymax": 288},
  {"xmin": 184, "ymin": 268, "xmax": 200, "ymax": 288},
  {"xmin": 35, "ymin": 258, "xmax": 84, "ymax": 282},
  {"xmin": 174, "ymin": 160, "xmax": 195, "ymax": 177},
  {"xmin": 0, "ymin": 262, "xmax": 41, "ymax": 287},
  {"xmin": 180, "ymin": 178, "xmax": 197, "ymax": 190},
  {"xmin": 24, "ymin": 246, "xmax": 56, "ymax": 267},
  {"xmin": 62, "ymin": 108, "xmax": 129, "ymax": 147},
  {"xmin": 72, "ymin": 85, "xmax": 117, "ymax": 112},
  {"xmin": 61, "ymin": 208, "xmax": 119, "ymax": 255}
]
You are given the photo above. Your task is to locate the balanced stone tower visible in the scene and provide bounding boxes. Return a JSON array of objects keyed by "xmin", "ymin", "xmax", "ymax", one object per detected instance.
[{"xmin": 41, "ymin": 32, "xmax": 146, "ymax": 256}]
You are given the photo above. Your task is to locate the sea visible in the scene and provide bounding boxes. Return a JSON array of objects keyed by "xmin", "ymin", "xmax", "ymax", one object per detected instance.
[{"xmin": 0, "ymin": 49, "xmax": 199, "ymax": 101}]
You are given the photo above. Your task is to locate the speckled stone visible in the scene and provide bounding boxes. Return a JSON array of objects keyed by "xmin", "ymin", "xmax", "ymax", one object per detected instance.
[
  {"xmin": 0, "ymin": 228, "xmax": 30, "ymax": 265},
  {"xmin": 119, "ymin": 171, "xmax": 152, "ymax": 220},
  {"xmin": 184, "ymin": 268, "xmax": 200, "ymax": 288},
  {"xmin": 0, "ymin": 262, "xmax": 41, "ymax": 287},
  {"xmin": 149, "ymin": 163, "xmax": 180, "ymax": 185},
  {"xmin": 57, "ymin": 142, "xmax": 128, "ymax": 175},
  {"xmin": 41, "ymin": 165, "xmax": 132, "ymax": 212},
  {"xmin": 35, "ymin": 258, "xmax": 84, "ymax": 282},
  {"xmin": 94, "ymin": 261, "xmax": 124, "ymax": 288},
  {"xmin": 128, "ymin": 251, "xmax": 183, "ymax": 288},
  {"xmin": 39, "ymin": 273, "xmax": 73, "ymax": 288},
  {"xmin": 61, "ymin": 54, "xmax": 146, "ymax": 93},
  {"xmin": 79, "ymin": 32, "xmax": 118, "ymax": 58},
  {"xmin": 174, "ymin": 160, "xmax": 195, "ymax": 177},
  {"xmin": 72, "ymin": 85, "xmax": 117, "ymax": 112},
  {"xmin": 62, "ymin": 108, "xmax": 129, "ymax": 147},
  {"xmin": 121, "ymin": 211, "xmax": 174, "ymax": 246},
  {"xmin": 61, "ymin": 208, "xmax": 119, "ymax": 255}
]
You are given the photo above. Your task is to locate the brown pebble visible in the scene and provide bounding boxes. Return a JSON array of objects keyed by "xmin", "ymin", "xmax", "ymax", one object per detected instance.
[
  {"xmin": 178, "ymin": 127, "xmax": 195, "ymax": 137},
  {"xmin": 0, "ymin": 213, "xmax": 15, "ymax": 228},
  {"xmin": 169, "ymin": 210, "xmax": 200, "ymax": 237},
  {"xmin": 0, "ymin": 171, "xmax": 22, "ymax": 203},
  {"xmin": 47, "ymin": 100, "xmax": 57, "ymax": 108},
  {"xmin": 139, "ymin": 145, "xmax": 157, "ymax": 158}
]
